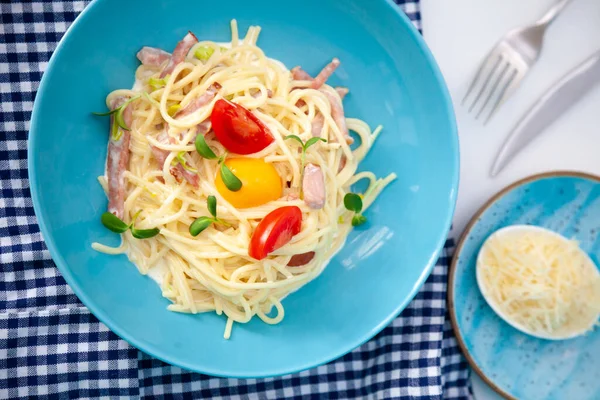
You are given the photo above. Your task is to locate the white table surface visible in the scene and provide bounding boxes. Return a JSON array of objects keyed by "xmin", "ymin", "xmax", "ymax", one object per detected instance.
[{"xmin": 420, "ymin": 0, "xmax": 600, "ymax": 398}]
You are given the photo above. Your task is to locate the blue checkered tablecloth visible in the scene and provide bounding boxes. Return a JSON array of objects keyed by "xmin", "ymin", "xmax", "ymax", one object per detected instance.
[{"xmin": 0, "ymin": 1, "xmax": 469, "ymax": 398}]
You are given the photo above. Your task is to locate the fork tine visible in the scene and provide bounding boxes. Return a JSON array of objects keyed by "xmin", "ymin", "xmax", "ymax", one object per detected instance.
[
  {"xmin": 462, "ymin": 53, "xmax": 499, "ymax": 106},
  {"xmin": 467, "ymin": 55, "xmax": 502, "ymax": 113},
  {"xmin": 475, "ymin": 61, "xmax": 511, "ymax": 120},
  {"xmin": 483, "ymin": 69, "xmax": 521, "ymax": 125}
]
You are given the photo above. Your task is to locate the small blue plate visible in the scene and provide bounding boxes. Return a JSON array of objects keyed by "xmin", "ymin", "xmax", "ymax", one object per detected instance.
[
  {"xmin": 28, "ymin": 0, "xmax": 458, "ymax": 377},
  {"xmin": 449, "ymin": 172, "xmax": 600, "ymax": 400}
]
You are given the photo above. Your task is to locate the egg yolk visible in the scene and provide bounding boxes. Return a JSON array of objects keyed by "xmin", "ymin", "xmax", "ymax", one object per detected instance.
[{"xmin": 215, "ymin": 158, "xmax": 283, "ymax": 208}]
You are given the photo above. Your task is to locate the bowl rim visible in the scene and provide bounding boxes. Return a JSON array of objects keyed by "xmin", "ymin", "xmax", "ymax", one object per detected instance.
[
  {"xmin": 28, "ymin": 0, "xmax": 459, "ymax": 377},
  {"xmin": 448, "ymin": 170, "xmax": 600, "ymax": 400}
]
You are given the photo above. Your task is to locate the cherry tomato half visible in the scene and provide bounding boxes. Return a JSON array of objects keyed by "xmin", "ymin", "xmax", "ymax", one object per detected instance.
[
  {"xmin": 249, "ymin": 206, "xmax": 303, "ymax": 260},
  {"xmin": 211, "ymin": 99, "xmax": 274, "ymax": 155}
]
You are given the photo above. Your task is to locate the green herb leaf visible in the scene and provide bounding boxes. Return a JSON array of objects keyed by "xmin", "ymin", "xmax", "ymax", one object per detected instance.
[
  {"xmin": 215, "ymin": 218, "xmax": 232, "ymax": 227},
  {"xmin": 344, "ymin": 193, "xmax": 363, "ymax": 213},
  {"xmin": 148, "ymin": 76, "xmax": 169, "ymax": 91},
  {"xmin": 92, "ymin": 109, "xmax": 118, "ymax": 117},
  {"xmin": 195, "ymin": 133, "xmax": 218, "ymax": 159},
  {"xmin": 304, "ymin": 137, "xmax": 326, "ymax": 150},
  {"xmin": 167, "ymin": 104, "xmax": 181, "ymax": 117},
  {"xmin": 174, "ymin": 152, "xmax": 198, "ymax": 173},
  {"xmin": 130, "ymin": 227, "xmax": 160, "ymax": 239},
  {"xmin": 94, "ymin": 95, "xmax": 140, "ymax": 132},
  {"xmin": 111, "ymin": 119, "xmax": 123, "ymax": 141},
  {"xmin": 142, "ymin": 92, "xmax": 161, "ymax": 109},
  {"xmin": 220, "ymin": 46, "xmax": 229, "ymax": 53},
  {"xmin": 115, "ymin": 108, "xmax": 129, "ymax": 131},
  {"xmin": 220, "ymin": 162, "xmax": 242, "ymax": 192},
  {"xmin": 284, "ymin": 135, "xmax": 304, "ymax": 147},
  {"xmin": 189, "ymin": 216, "xmax": 214, "ymax": 236},
  {"xmin": 194, "ymin": 46, "xmax": 215, "ymax": 62},
  {"xmin": 131, "ymin": 210, "xmax": 142, "ymax": 223},
  {"xmin": 351, "ymin": 214, "xmax": 367, "ymax": 227},
  {"xmin": 207, "ymin": 195, "xmax": 217, "ymax": 218},
  {"xmin": 116, "ymin": 95, "xmax": 141, "ymax": 131},
  {"xmin": 100, "ymin": 212, "xmax": 130, "ymax": 233}
]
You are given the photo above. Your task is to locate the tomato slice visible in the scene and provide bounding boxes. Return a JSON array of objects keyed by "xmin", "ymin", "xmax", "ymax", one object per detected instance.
[
  {"xmin": 211, "ymin": 99, "xmax": 274, "ymax": 155},
  {"xmin": 249, "ymin": 206, "xmax": 303, "ymax": 260}
]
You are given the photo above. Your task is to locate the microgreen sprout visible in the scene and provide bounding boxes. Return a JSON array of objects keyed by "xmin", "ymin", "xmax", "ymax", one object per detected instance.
[
  {"xmin": 93, "ymin": 95, "xmax": 141, "ymax": 140},
  {"xmin": 343, "ymin": 193, "xmax": 367, "ymax": 227},
  {"xmin": 189, "ymin": 195, "xmax": 231, "ymax": 236},
  {"xmin": 101, "ymin": 211, "xmax": 160, "ymax": 239},
  {"xmin": 194, "ymin": 134, "xmax": 241, "ymax": 192}
]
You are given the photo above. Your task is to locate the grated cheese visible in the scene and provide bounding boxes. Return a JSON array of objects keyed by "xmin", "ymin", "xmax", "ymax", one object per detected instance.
[{"xmin": 476, "ymin": 226, "xmax": 600, "ymax": 340}]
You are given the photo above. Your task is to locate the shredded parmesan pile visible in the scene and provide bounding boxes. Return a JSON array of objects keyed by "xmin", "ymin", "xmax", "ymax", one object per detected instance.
[{"xmin": 477, "ymin": 227, "xmax": 600, "ymax": 339}]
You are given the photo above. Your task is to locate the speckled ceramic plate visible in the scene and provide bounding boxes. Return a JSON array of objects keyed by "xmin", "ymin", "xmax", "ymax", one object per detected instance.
[{"xmin": 449, "ymin": 172, "xmax": 600, "ymax": 400}]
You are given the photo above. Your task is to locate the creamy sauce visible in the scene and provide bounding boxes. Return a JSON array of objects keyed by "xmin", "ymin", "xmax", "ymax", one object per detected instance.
[{"xmin": 147, "ymin": 259, "xmax": 168, "ymax": 286}]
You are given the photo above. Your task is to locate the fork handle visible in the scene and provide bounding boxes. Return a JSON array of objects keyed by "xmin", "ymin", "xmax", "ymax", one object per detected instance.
[{"xmin": 537, "ymin": 0, "xmax": 573, "ymax": 26}]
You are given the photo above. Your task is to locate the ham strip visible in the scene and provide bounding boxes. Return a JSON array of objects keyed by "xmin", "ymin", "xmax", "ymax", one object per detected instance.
[
  {"xmin": 136, "ymin": 47, "xmax": 171, "ymax": 68},
  {"xmin": 287, "ymin": 251, "xmax": 316, "ymax": 266},
  {"xmin": 335, "ymin": 87, "xmax": 349, "ymax": 99},
  {"xmin": 338, "ymin": 155, "xmax": 347, "ymax": 173},
  {"xmin": 292, "ymin": 60, "xmax": 343, "ymax": 90},
  {"xmin": 251, "ymin": 89, "xmax": 273, "ymax": 98},
  {"xmin": 175, "ymin": 82, "xmax": 222, "ymax": 119},
  {"xmin": 322, "ymin": 90, "xmax": 352, "ymax": 144},
  {"xmin": 285, "ymin": 192, "xmax": 300, "ymax": 201},
  {"xmin": 302, "ymin": 163, "xmax": 326, "ymax": 209},
  {"xmin": 196, "ymin": 120, "xmax": 212, "ymax": 136},
  {"xmin": 160, "ymin": 32, "xmax": 198, "ymax": 78},
  {"xmin": 291, "ymin": 66, "xmax": 313, "ymax": 81},
  {"xmin": 151, "ymin": 132, "xmax": 199, "ymax": 187},
  {"xmin": 311, "ymin": 88, "xmax": 350, "ymax": 141},
  {"xmin": 107, "ymin": 97, "xmax": 133, "ymax": 219},
  {"xmin": 311, "ymin": 113, "xmax": 324, "ymax": 138},
  {"xmin": 310, "ymin": 58, "xmax": 340, "ymax": 89}
]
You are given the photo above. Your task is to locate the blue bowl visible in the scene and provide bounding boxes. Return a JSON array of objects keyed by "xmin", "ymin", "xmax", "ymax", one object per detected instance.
[
  {"xmin": 450, "ymin": 172, "xmax": 600, "ymax": 399},
  {"xmin": 29, "ymin": 0, "xmax": 458, "ymax": 377}
]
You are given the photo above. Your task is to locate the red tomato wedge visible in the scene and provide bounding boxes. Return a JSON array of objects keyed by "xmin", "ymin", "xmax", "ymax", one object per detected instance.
[
  {"xmin": 211, "ymin": 99, "xmax": 274, "ymax": 155},
  {"xmin": 249, "ymin": 206, "xmax": 303, "ymax": 260}
]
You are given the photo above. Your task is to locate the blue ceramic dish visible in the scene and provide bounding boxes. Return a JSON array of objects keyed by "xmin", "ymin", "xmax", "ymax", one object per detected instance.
[
  {"xmin": 450, "ymin": 172, "xmax": 600, "ymax": 400},
  {"xmin": 29, "ymin": 0, "xmax": 458, "ymax": 377}
]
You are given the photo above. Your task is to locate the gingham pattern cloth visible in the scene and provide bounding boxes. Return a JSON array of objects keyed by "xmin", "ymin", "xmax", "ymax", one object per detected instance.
[{"xmin": 0, "ymin": 1, "xmax": 469, "ymax": 398}]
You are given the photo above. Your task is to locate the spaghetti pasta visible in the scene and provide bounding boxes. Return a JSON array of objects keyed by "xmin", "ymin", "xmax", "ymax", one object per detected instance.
[{"xmin": 92, "ymin": 21, "xmax": 396, "ymax": 339}]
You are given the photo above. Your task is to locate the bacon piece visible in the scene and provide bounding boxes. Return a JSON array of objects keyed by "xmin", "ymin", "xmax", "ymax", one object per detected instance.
[
  {"xmin": 175, "ymin": 82, "xmax": 222, "ymax": 119},
  {"xmin": 310, "ymin": 58, "xmax": 340, "ymax": 89},
  {"xmin": 251, "ymin": 89, "xmax": 273, "ymax": 98},
  {"xmin": 291, "ymin": 66, "xmax": 313, "ymax": 81},
  {"xmin": 160, "ymin": 32, "xmax": 198, "ymax": 78},
  {"xmin": 136, "ymin": 47, "xmax": 171, "ymax": 68},
  {"xmin": 287, "ymin": 251, "xmax": 316, "ymax": 266},
  {"xmin": 335, "ymin": 87, "xmax": 349, "ymax": 99},
  {"xmin": 311, "ymin": 113, "xmax": 324, "ymax": 138},
  {"xmin": 302, "ymin": 163, "xmax": 326, "ymax": 210},
  {"xmin": 151, "ymin": 132, "xmax": 199, "ymax": 187},
  {"xmin": 285, "ymin": 192, "xmax": 300, "ymax": 201},
  {"xmin": 322, "ymin": 90, "xmax": 352, "ymax": 145},
  {"xmin": 338, "ymin": 155, "xmax": 347, "ymax": 173},
  {"xmin": 150, "ymin": 136, "xmax": 169, "ymax": 167},
  {"xmin": 197, "ymin": 120, "xmax": 212, "ymax": 136},
  {"xmin": 107, "ymin": 97, "xmax": 133, "ymax": 219},
  {"xmin": 311, "ymin": 89, "xmax": 347, "ymax": 138}
]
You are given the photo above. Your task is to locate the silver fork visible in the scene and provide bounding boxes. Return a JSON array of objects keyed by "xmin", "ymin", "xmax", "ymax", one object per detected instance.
[{"xmin": 462, "ymin": 0, "xmax": 573, "ymax": 124}]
